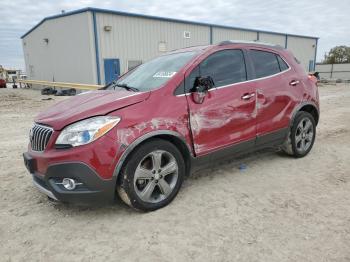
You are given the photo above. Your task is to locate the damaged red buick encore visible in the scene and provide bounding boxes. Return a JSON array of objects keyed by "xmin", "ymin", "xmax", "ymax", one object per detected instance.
[{"xmin": 23, "ymin": 41, "xmax": 319, "ymax": 211}]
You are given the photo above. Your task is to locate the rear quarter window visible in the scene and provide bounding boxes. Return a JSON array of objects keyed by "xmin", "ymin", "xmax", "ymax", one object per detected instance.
[
  {"xmin": 277, "ymin": 55, "xmax": 289, "ymax": 71},
  {"xmin": 250, "ymin": 50, "xmax": 280, "ymax": 78}
]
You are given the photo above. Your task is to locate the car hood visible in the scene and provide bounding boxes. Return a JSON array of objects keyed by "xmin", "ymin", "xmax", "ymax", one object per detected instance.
[{"xmin": 35, "ymin": 90, "xmax": 150, "ymax": 130}]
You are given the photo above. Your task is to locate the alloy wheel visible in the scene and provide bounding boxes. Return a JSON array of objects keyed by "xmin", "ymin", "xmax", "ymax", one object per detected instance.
[
  {"xmin": 133, "ymin": 150, "xmax": 179, "ymax": 203},
  {"xmin": 295, "ymin": 117, "xmax": 314, "ymax": 153}
]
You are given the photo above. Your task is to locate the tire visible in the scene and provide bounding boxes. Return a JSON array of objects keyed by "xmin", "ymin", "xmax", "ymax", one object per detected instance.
[
  {"xmin": 117, "ymin": 139, "xmax": 185, "ymax": 211},
  {"xmin": 283, "ymin": 111, "xmax": 316, "ymax": 158}
]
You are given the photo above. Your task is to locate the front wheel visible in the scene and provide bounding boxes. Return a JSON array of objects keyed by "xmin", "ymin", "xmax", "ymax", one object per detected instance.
[
  {"xmin": 117, "ymin": 139, "xmax": 185, "ymax": 211},
  {"xmin": 283, "ymin": 111, "xmax": 316, "ymax": 158}
]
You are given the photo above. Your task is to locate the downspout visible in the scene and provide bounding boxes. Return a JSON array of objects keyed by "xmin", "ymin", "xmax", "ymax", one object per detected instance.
[
  {"xmin": 209, "ymin": 26, "xmax": 213, "ymax": 44},
  {"xmin": 285, "ymin": 35, "xmax": 288, "ymax": 49}
]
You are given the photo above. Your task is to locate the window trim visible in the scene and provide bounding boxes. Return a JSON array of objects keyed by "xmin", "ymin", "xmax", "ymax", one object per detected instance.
[
  {"xmin": 175, "ymin": 49, "xmax": 291, "ymax": 97},
  {"xmin": 276, "ymin": 55, "xmax": 290, "ymax": 72},
  {"xmin": 198, "ymin": 49, "xmax": 248, "ymax": 88},
  {"xmin": 175, "ymin": 48, "xmax": 248, "ymax": 96},
  {"xmin": 249, "ymin": 49, "xmax": 286, "ymax": 79}
]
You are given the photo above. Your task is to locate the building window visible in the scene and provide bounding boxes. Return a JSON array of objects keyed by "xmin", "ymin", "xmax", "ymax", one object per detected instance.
[
  {"xmin": 128, "ymin": 60, "xmax": 142, "ymax": 71},
  {"xmin": 184, "ymin": 31, "xmax": 191, "ymax": 39},
  {"xmin": 158, "ymin": 41, "xmax": 167, "ymax": 52}
]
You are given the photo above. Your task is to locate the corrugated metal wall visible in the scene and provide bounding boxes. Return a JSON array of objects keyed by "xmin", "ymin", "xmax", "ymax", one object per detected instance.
[
  {"xmin": 95, "ymin": 13, "xmax": 210, "ymax": 83},
  {"xmin": 22, "ymin": 10, "xmax": 318, "ymax": 85},
  {"xmin": 287, "ymin": 36, "xmax": 317, "ymax": 72},
  {"xmin": 212, "ymin": 28, "xmax": 257, "ymax": 43},
  {"xmin": 316, "ymin": 63, "xmax": 350, "ymax": 79},
  {"xmin": 259, "ymin": 33, "xmax": 285, "ymax": 46},
  {"xmin": 22, "ymin": 12, "xmax": 97, "ymax": 84},
  {"xmin": 96, "ymin": 12, "xmax": 318, "ymax": 82}
]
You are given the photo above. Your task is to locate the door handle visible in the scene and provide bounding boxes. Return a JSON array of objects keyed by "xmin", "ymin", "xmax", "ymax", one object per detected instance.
[
  {"xmin": 241, "ymin": 93, "xmax": 255, "ymax": 100},
  {"xmin": 289, "ymin": 80, "xmax": 300, "ymax": 86}
]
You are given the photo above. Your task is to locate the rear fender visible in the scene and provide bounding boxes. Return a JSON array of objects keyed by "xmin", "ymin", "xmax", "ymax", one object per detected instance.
[{"xmin": 290, "ymin": 101, "xmax": 319, "ymax": 128}]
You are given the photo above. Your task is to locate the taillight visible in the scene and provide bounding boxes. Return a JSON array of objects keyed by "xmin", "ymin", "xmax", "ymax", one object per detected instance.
[{"xmin": 308, "ymin": 74, "xmax": 318, "ymax": 86}]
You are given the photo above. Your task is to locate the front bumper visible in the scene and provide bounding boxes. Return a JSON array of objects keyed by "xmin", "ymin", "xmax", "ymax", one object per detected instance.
[
  {"xmin": 23, "ymin": 153, "xmax": 116, "ymax": 205},
  {"xmin": 32, "ymin": 176, "xmax": 58, "ymax": 200}
]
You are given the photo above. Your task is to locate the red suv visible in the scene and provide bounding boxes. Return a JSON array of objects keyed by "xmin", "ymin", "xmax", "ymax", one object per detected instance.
[
  {"xmin": 23, "ymin": 41, "xmax": 319, "ymax": 211},
  {"xmin": 0, "ymin": 79, "xmax": 6, "ymax": 88}
]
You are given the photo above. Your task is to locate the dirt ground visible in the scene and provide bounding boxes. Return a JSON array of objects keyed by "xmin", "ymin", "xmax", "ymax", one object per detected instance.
[{"xmin": 0, "ymin": 84, "xmax": 349, "ymax": 262}]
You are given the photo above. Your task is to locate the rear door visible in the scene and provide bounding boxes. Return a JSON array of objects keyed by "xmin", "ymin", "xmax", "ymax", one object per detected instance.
[
  {"xmin": 248, "ymin": 49, "xmax": 299, "ymax": 145},
  {"xmin": 186, "ymin": 49, "xmax": 257, "ymax": 156}
]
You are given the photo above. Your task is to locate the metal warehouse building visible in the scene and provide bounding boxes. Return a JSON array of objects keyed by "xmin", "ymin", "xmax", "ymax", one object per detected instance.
[{"xmin": 21, "ymin": 7, "xmax": 319, "ymax": 85}]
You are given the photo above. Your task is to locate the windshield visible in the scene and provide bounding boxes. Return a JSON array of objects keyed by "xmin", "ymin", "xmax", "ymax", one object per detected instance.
[{"xmin": 105, "ymin": 51, "xmax": 198, "ymax": 92}]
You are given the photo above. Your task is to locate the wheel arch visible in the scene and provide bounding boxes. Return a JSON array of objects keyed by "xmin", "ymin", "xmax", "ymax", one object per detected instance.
[
  {"xmin": 113, "ymin": 130, "xmax": 193, "ymax": 180},
  {"xmin": 290, "ymin": 102, "xmax": 319, "ymax": 127}
]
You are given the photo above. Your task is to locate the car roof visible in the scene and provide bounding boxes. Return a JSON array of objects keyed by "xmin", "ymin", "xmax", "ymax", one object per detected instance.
[
  {"xmin": 168, "ymin": 40, "xmax": 284, "ymax": 55},
  {"xmin": 217, "ymin": 40, "xmax": 284, "ymax": 50}
]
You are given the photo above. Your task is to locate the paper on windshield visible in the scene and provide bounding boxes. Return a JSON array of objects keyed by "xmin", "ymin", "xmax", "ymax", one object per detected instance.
[{"xmin": 153, "ymin": 72, "xmax": 177, "ymax": 78}]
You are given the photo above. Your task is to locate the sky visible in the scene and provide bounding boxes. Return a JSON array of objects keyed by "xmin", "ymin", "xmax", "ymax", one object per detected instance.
[{"xmin": 0, "ymin": 0, "xmax": 349, "ymax": 70}]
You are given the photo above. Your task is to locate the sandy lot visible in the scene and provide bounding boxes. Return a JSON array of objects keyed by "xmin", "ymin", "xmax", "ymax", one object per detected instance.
[{"xmin": 0, "ymin": 84, "xmax": 349, "ymax": 262}]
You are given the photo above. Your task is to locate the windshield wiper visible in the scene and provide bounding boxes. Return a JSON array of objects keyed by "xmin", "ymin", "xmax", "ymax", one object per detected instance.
[
  {"xmin": 100, "ymin": 80, "xmax": 116, "ymax": 90},
  {"xmin": 115, "ymin": 83, "xmax": 140, "ymax": 92}
]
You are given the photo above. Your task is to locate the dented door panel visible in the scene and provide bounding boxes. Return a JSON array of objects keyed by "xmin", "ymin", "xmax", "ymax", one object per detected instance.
[
  {"xmin": 256, "ymin": 70, "xmax": 301, "ymax": 136},
  {"xmin": 187, "ymin": 82, "xmax": 257, "ymax": 156}
]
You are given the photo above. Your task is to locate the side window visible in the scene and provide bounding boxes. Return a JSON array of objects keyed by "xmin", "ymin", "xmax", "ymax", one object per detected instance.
[
  {"xmin": 185, "ymin": 66, "xmax": 200, "ymax": 93},
  {"xmin": 277, "ymin": 55, "xmax": 289, "ymax": 71},
  {"xmin": 200, "ymin": 50, "xmax": 247, "ymax": 87},
  {"xmin": 250, "ymin": 50, "xmax": 280, "ymax": 78}
]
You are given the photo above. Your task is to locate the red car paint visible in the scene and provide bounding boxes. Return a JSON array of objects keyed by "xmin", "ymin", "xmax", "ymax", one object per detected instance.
[
  {"xmin": 0, "ymin": 79, "xmax": 6, "ymax": 88},
  {"xmin": 25, "ymin": 42, "xmax": 319, "ymax": 200}
]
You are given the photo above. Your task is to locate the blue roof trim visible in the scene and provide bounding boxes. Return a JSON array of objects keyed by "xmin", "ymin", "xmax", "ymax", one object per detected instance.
[
  {"xmin": 21, "ymin": 7, "xmax": 319, "ymax": 40},
  {"xmin": 92, "ymin": 11, "xmax": 101, "ymax": 85}
]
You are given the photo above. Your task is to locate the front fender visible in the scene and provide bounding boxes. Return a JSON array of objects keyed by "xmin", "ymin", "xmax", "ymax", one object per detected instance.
[{"xmin": 113, "ymin": 130, "xmax": 192, "ymax": 179}]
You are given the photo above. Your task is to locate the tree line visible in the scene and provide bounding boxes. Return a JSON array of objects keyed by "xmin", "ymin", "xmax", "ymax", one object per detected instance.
[{"xmin": 323, "ymin": 46, "xmax": 350, "ymax": 64}]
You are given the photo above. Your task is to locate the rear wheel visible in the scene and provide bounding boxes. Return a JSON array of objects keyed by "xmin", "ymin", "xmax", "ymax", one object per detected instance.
[
  {"xmin": 283, "ymin": 111, "xmax": 316, "ymax": 158},
  {"xmin": 117, "ymin": 139, "xmax": 185, "ymax": 211}
]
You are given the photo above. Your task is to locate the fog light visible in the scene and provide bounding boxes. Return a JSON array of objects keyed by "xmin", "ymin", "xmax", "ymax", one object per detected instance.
[
  {"xmin": 54, "ymin": 178, "xmax": 83, "ymax": 190},
  {"xmin": 62, "ymin": 178, "xmax": 78, "ymax": 190},
  {"xmin": 62, "ymin": 178, "xmax": 76, "ymax": 190}
]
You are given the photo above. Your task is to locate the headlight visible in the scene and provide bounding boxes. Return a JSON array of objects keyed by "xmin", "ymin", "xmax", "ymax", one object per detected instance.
[{"xmin": 55, "ymin": 116, "xmax": 121, "ymax": 147}]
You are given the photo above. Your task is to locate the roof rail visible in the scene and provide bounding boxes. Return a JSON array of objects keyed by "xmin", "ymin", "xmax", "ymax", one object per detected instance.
[{"xmin": 218, "ymin": 40, "xmax": 284, "ymax": 49}]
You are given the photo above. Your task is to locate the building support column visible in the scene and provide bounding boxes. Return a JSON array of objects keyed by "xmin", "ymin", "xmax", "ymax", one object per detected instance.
[
  {"xmin": 92, "ymin": 11, "xmax": 101, "ymax": 85},
  {"xmin": 314, "ymin": 38, "xmax": 318, "ymax": 71}
]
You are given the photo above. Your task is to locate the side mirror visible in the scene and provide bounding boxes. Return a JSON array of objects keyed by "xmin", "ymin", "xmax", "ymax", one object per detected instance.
[{"xmin": 191, "ymin": 76, "xmax": 215, "ymax": 104}]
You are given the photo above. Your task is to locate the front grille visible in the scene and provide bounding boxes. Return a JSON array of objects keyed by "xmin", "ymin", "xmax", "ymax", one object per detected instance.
[{"xmin": 30, "ymin": 124, "xmax": 53, "ymax": 151}]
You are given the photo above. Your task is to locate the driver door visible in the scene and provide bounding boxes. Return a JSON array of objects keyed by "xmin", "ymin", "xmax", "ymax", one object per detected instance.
[{"xmin": 186, "ymin": 49, "xmax": 257, "ymax": 156}]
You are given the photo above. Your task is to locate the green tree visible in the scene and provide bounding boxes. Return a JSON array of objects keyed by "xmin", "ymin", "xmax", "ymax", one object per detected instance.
[{"xmin": 323, "ymin": 46, "xmax": 350, "ymax": 64}]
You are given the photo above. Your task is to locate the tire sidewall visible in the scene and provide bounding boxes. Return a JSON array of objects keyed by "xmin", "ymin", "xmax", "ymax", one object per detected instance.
[
  {"xmin": 120, "ymin": 139, "xmax": 185, "ymax": 211},
  {"xmin": 291, "ymin": 111, "xmax": 316, "ymax": 158}
]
